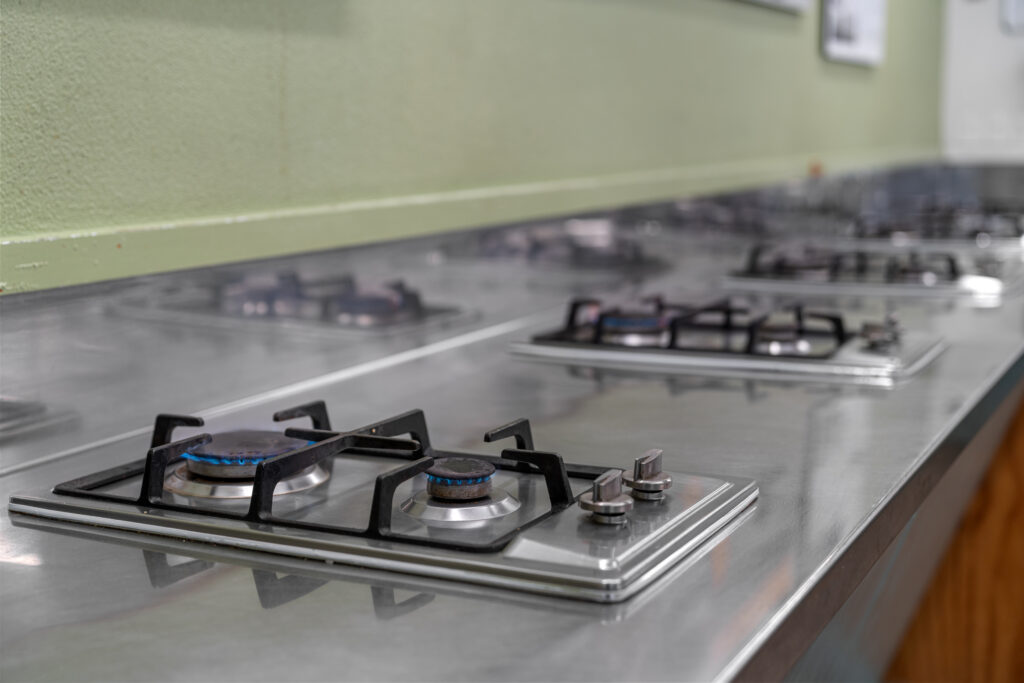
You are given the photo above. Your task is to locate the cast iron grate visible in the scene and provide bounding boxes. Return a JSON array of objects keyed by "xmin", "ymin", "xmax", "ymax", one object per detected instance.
[{"xmin": 51, "ymin": 401, "xmax": 606, "ymax": 553}]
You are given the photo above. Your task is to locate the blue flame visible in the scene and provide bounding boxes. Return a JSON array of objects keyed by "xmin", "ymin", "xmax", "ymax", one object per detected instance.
[
  {"xmin": 602, "ymin": 315, "xmax": 662, "ymax": 329},
  {"xmin": 426, "ymin": 474, "xmax": 492, "ymax": 486},
  {"xmin": 181, "ymin": 440, "xmax": 315, "ymax": 466}
]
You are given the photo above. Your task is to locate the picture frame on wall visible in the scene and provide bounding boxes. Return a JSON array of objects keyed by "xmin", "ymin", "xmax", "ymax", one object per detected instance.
[
  {"xmin": 739, "ymin": 0, "xmax": 811, "ymax": 12},
  {"xmin": 1003, "ymin": 0, "xmax": 1024, "ymax": 34},
  {"xmin": 821, "ymin": 0, "xmax": 889, "ymax": 66}
]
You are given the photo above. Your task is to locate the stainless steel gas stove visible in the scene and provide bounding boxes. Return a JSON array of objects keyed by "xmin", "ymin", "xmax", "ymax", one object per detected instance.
[
  {"xmin": 115, "ymin": 271, "xmax": 467, "ymax": 334},
  {"xmin": 8, "ymin": 400, "xmax": 757, "ymax": 603},
  {"xmin": 723, "ymin": 242, "xmax": 1022, "ymax": 299},
  {"xmin": 847, "ymin": 202, "xmax": 1024, "ymax": 250},
  {"xmin": 0, "ymin": 398, "xmax": 77, "ymax": 442},
  {"xmin": 513, "ymin": 294, "xmax": 946, "ymax": 386},
  {"xmin": 445, "ymin": 217, "xmax": 668, "ymax": 274}
]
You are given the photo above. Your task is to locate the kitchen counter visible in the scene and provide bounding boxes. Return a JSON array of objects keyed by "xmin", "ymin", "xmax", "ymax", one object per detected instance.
[{"xmin": 2, "ymin": 200, "xmax": 1023, "ymax": 680}]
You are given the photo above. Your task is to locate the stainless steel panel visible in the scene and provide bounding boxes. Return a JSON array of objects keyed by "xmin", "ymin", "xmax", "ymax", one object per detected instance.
[{"xmin": 3, "ymin": 166, "xmax": 1024, "ymax": 681}]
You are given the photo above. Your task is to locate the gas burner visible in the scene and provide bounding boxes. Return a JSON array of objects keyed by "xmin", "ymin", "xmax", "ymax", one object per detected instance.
[
  {"xmin": 400, "ymin": 489, "xmax": 521, "ymax": 528},
  {"xmin": 183, "ymin": 431, "xmax": 311, "ymax": 479},
  {"xmin": 164, "ymin": 429, "xmax": 329, "ymax": 499},
  {"xmin": 563, "ymin": 297, "xmax": 693, "ymax": 348},
  {"xmin": 516, "ymin": 295, "xmax": 947, "ymax": 385},
  {"xmin": 164, "ymin": 462, "xmax": 330, "ymax": 499},
  {"xmin": 425, "ymin": 457, "xmax": 496, "ymax": 500}
]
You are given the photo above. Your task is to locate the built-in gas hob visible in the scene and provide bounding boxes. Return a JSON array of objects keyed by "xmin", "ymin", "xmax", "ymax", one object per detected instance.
[
  {"xmin": 723, "ymin": 243, "xmax": 1022, "ymax": 299},
  {"xmin": 7, "ymin": 401, "xmax": 757, "ymax": 603},
  {"xmin": 449, "ymin": 218, "xmax": 667, "ymax": 273},
  {"xmin": 116, "ymin": 272, "xmax": 465, "ymax": 333},
  {"xmin": 513, "ymin": 295, "xmax": 946, "ymax": 386},
  {"xmin": 0, "ymin": 397, "xmax": 77, "ymax": 442},
  {"xmin": 848, "ymin": 203, "xmax": 1024, "ymax": 249}
]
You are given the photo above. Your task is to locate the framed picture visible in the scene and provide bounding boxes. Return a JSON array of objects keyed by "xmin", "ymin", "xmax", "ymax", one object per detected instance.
[
  {"xmin": 739, "ymin": 0, "xmax": 811, "ymax": 12},
  {"xmin": 822, "ymin": 0, "xmax": 889, "ymax": 66},
  {"xmin": 1003, "ymin": 0, "xmax": 1024, "ymax": 34}
]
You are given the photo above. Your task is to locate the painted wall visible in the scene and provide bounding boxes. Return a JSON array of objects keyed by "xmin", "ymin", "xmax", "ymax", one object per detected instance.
[
  {"xmin": 943, "ymin": 0, "xmax": 1024, "ymax": 162},
  {"xmin": 1, "ymin": 0, "xmax": 944, "ymax": 292}
]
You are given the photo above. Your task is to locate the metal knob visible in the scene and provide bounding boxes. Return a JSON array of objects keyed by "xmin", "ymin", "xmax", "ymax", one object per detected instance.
[
  {"xmin": 861, "ymin": 314, "xmax": 901, "ymax": 352},
  {"xmin": 622, "ymin": 449, "xmax": 672, "ymax": 501},
  {"xmin": 578, "ymin": 469, "xmax": 633, "ymax": 525}
]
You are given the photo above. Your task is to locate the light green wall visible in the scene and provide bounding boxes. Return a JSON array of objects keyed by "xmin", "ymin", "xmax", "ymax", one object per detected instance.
[{"xmin": 1, "ymin": 0, "xmax": 944, "ymax": 292}]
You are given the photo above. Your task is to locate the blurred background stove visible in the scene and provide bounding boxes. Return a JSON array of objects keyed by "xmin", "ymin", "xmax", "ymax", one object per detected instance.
[
  {"xmin": 513, "ymin": 294, "xmax": 946, "ymax": 386},
  {"xmin": 113, "ymin": 272, "xmax": 469, "ymax": 335},
  {"xmin": 724, "ymin": 242, "xmax": 1022, "ymax": 300},
  {"xmin": 842, "ymin": 202, "xmax": 1024, "ymax": 251},
  {"xmin": 0, "ymin": 397, "xmax": 77, "ymax": 443},
  {"xmin": 445, "ymin": 218, "xmax": 668, "ymax": 274}
]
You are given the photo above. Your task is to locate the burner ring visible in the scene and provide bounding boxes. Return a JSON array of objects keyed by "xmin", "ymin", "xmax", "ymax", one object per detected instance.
[
  {"xmin": 164, "ymin": 462, "xmax": 330, "ymax": 499},
  {"xmin": 400, "ymin": 488, "xmax": 521, "ymax": 528},
  {"xmin": 425, "ymin": 457, "xmax": 496, "ymax": 501}
]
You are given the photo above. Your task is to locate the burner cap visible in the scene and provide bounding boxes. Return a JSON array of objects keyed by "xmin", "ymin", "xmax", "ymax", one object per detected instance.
[
  {"xmin": 426, "ymin": 457, "xmax": 496, "ymax": 501},
  {"xmin": 184, "ymin": 430, "xmax": 309, "ymax": 479}
]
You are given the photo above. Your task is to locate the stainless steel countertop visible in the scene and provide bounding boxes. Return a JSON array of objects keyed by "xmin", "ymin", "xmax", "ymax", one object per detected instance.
[{"xmin": 2, "ymin": 219, "xmax": 1024, "ymax": 681}]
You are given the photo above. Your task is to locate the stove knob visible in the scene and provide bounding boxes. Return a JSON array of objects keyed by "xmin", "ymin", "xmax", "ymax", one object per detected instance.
[
  {"xmin": 578, "ymin": 469, "xmax": 633, "ymax": 525},
  {"xmin": 622, "ymin": 449, "xmax": 673, "ymax": 501}
]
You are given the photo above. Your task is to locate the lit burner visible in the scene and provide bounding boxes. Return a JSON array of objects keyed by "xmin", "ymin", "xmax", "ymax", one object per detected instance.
[
  {"xmin": 425, "ymin": 458, "xmax": 496, "ymax": 501},
  {"xmin": 183, "ymin": 431, "xmax": 309, "ymax": 479},
  {"xmin": 165, "ymin": 430, "xmax": 329, "ymax": 499}
]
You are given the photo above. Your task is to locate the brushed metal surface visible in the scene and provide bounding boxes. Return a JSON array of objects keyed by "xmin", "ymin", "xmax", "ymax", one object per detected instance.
[{"xmin": 2, "ymin": 192, "xmax": 1024, "ymax": 680}]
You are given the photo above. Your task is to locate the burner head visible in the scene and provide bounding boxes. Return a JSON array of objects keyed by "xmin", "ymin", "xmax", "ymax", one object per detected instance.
[
  {"xmin": 184, "ymin": 430, "xmax": 310, "ymax": 479},
  {"xmin": 426, "ymin": 458, "xmax": 496, "ymax": 501},
  {"xmin": 596, "ymin": 312, "xmax": 671, "ymax": 347}
]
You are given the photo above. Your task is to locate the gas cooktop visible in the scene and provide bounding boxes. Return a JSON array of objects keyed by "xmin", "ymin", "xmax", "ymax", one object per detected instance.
[
  {"xmin": 8, "ymin": 401, "xmax": 756, "ymax": 603},
  {"xmin": 116, "ymin": 272, "xmax": 465, "ymax": 333},
  {"xmin": 0, "ymin": 397, "xmax": 77, "ymax": 442},
  {"xmin": 724, "ymin": 243, "xmax": 1021, "ymax": 299},
  {"xmin": 513, "ymin": 295, "xmax": 946, "ymax": 386},
  {"xmin": 848, "ymin": 203, "xmax": 1024, "ymax": 249},
  {"xmin": 448, "ymin": 218, "xmax": 667, "ymax": 273}
]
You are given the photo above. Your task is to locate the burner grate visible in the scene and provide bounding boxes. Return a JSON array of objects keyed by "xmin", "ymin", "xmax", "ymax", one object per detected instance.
[
  {"xmin": 49, "ymin": 402, "xmax": 606, "ymax": 553},
  {"xmin": 545, "ymin": 296, "xmax": 849, "ymax": 360}
]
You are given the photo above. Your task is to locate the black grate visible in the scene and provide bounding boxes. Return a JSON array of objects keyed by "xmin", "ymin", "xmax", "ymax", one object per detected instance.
[
  {"xmin": 51, "ymin": 401, "xmax": 606, "ymax": 553},
  {"xmin": 536, "ymin": 296, "xmax": 849, "ymax": 360}
]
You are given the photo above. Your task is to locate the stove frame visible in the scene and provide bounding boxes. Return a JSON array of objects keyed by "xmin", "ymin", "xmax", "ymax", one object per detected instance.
[
  {"xmin": 10, "ymin": 400, "xmax": 758, "ymax": 602},
  {"xmin": 550, "ymin": 296, "xmax": 849, "ymax": 361},
  {"xmin": 515, "ymin": 295, "xmax": 947, "ymax": 386}
]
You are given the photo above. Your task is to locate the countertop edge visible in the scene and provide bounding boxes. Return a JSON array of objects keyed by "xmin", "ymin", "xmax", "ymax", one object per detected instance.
[{"xmin": 726, "ymin": 345, "xmax": 1024, "ymax": 682}]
